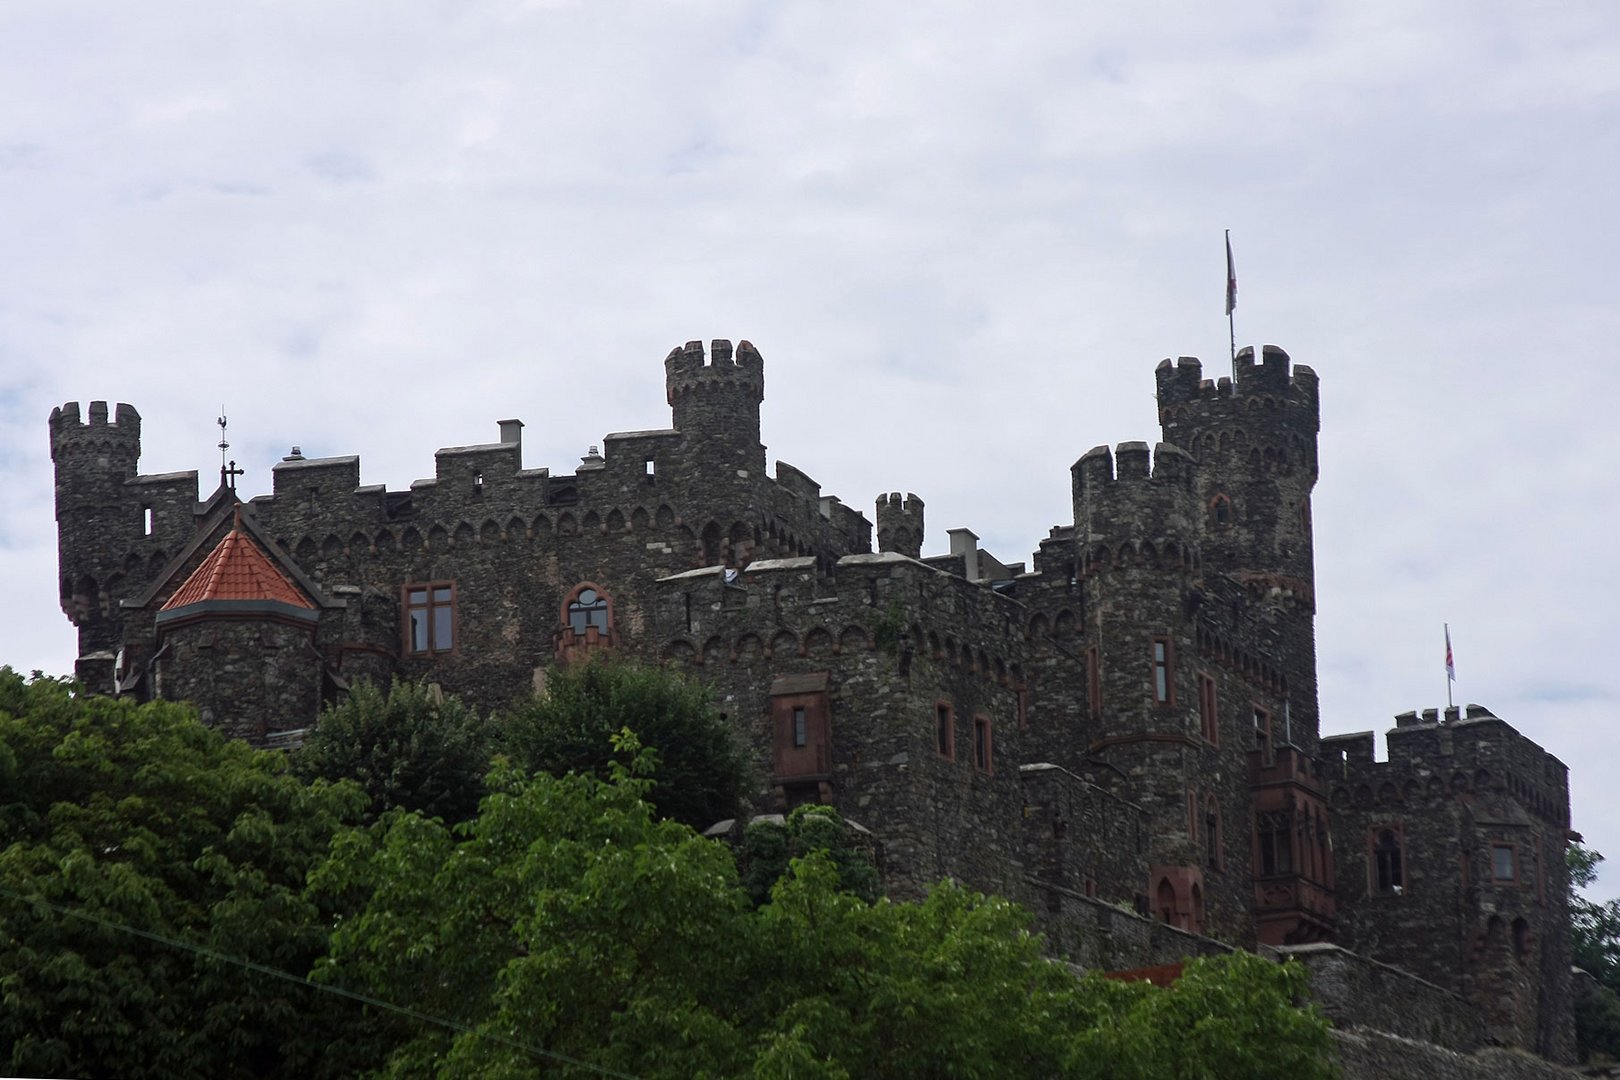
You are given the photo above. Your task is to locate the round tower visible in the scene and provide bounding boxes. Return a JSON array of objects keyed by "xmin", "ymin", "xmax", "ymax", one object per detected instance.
[
  {"xmin": 665, "ymin": 338, "xmax": 765, "ymax": 461},
  {"xmin": 875, "ymin": 492, "xmax": 924, "ymax": 559},
  {"xmin": 1156, "ymin": 346, "xmax": 1321, "ymax": 745},
  {"xmin": 49, "ymin": 401, "xmax": 143, "ymax": 655}
]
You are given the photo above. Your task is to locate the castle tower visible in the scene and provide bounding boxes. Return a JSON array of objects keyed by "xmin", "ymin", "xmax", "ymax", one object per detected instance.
[
  {"xmin": 49, "ymin": 401, "xmax": 143, "ymax": 661},
  {"xmin": 1155, "ymin": 346, "xmax": 1321, "ymax": 748},
  {"xmin": 1069, "ymin": 441, "xmax": 1258, "ymax": 938},
  {"xmin": 874, "ymin": 492, "xmax": 924, "ymax": 559},
  {"xmin": 664, "ymin": 338, "xmax": 766, "ymax": 481}
]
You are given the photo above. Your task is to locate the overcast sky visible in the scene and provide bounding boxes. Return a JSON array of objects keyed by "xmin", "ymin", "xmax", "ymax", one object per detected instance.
[{"xmin": 4, "ymin": 3, "xmax": 1618, "ymax": 894}]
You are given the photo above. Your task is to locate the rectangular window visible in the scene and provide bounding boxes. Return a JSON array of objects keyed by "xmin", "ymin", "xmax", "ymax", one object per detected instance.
[
  {"xmin": 973, "ymin": 715, "xmax": 992, "ymax": 774},
  {"xmin": 792, "ymin": 706, "xmax": 807, "ymax": 748},
  {"xmin": 1260, "ymin": 812, "xmax": 1294, "ymax": 876},
  {"xmin": 1253, "ymin": 705, "xmax": 1271, "ymax": 751},
  {"xmin": 405, "ymin": 582, "xmax": 455, "ymax": 654},
  {"xmin": 1493, "ymin": 844, "xmax": 1518, "ymax": 883},
  {"xmin": 1086, "ymin": 646, "xmax": 1101, "ymax": 718},
  {"xmin": 936, "ymin": 703, "xmax": 954, "ymax": 760},
  {"xmin": 142, "ymin": 506, "xmax": 154, "ymax": 536},
  {"xmin": 1198, "ymin": 674, "xmax": 1218, "ymax": 743},
  {"xmin": 1151, "ymin": 638, "xmax": 1173, "ymax": 704},
  {"xmin": 1373, "ymin": 827, "xmax": 1405, "ymax": 895}
]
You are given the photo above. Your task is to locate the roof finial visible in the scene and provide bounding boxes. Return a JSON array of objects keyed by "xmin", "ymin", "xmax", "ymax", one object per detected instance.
[{"xmin": 217, "ymin": 408, "xmax": 244, "ymax": 492}]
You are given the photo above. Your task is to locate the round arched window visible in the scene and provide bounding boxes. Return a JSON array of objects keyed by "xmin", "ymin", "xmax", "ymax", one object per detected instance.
[{"xmin": 567, "ymin": 587, "xmax": 610, "ymax": 634}]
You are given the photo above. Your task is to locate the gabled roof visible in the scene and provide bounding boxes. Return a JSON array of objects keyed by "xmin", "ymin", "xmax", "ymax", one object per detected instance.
[
  {"xmin": 161, "ymin": 522, "xmax": 314, "ymax": 612},
  {"xmin": 129, "ymin": 499, "xmax": 339, "ymax": 614}
]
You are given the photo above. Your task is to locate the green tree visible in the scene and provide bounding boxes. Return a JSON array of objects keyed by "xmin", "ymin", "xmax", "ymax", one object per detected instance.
[
  {"xmin": 292, "ymin": 678, "xmax": 491, "ymax": 825},
  {"xmin": 311, "ymin": 751, "xmax": 1336, "ymax": 1079},
  {"xmin": 1569, "ymin": 842, "xmax": 1620, "ymax": 1061},
  {"xmin": 0, "ymin": 668, "xmax": 365, "ymax": 1079},
  {"xmin": 497, "ymin": 658, "xmax": 751, "ymax": 829},
  {"xmin": 739, "ymin": 803, "xmax": 880, "ymax": 904}
]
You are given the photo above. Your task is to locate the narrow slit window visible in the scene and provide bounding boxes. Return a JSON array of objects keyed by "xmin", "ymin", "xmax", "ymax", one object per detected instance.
[
  {"xmin": 792, "ymin": 706, "xmax": 807, "ymax": 748},
  {"xmin": 1374, "ymin": 829, "xmax": 1404, "ymax": 895},
  {"xmin": 142, "ymin": 507, "xmax": 154, "ymax": 536},
  {"xmin": 1152, "ymin": 638, "xmax": 1172, "ymax": 703},
  {"xmin": 973, "ymin": 715, "xmax": 991, "ymax": 773},
  {"xmin": 935, "ymin": 703, "xmax": 954, "ymax": 759}
]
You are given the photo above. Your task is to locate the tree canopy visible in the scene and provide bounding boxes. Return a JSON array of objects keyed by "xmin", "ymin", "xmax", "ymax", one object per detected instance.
[
  {"xmin": 0, "ymin": 668, "xmax": 364, "ymax": 1079},
  {"xmin": 292, "ymin": 678, "xmax": 491, "ymax": 825},
  {"xmin": 1570, "ymin": 842, "xmax": 1620, "ymax": 1063},
  {"xmin": 497, "ymin": 658, "xmax": 752, "ymax": 829},
  {"xmin": 312, "ymin": 739, "xmax": 1336, "ymax": 1079}
]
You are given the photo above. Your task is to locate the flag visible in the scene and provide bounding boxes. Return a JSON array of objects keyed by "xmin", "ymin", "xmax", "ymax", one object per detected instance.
[
  {"xmin": 1225, "ymin": 231, "xmax": 1237, "ymax": 316},
  {"xmin": 1445, "ymin": 624, "xmax": 1456, "ymax": 683}
]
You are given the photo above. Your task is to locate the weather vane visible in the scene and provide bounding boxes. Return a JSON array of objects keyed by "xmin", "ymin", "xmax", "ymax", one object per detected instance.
[{"xmin": 217, "ymin": 408, "xmax": 243, "ymax": 492}]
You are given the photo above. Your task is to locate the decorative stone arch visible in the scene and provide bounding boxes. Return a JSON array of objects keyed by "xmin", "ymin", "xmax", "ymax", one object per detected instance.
[
  {"xmin": 428, "ymin": 523, "xmax": 450, "ymax": 549},
  {"xmin": 606, "ymin": 509, "xmax": 626, "ymax": 532},
  {"xmin": 452, "ymin": 522, "xmax": 474, "ymax": 547},
  {"xmin": 581, "ymin": 510, "xmax": 601, "ymax": 533},
  {"xmin": 506, "ymin": 514, "xmax": 526, "ymax": 539},
  {"xmin": 767, "ymin": 629, "xmax": 798, "ymax": 658},
  {"xmin": 1053, "ymin": 609, "xmax": 1077, "ymax": 639},
  {"xmin": 838, "ymin": 625, "xmax": 867, "ymax": 653},
  {"xmin": 321, "ymin": 533, "xmax": 344, "ymax": 558},
  {"xmin": 1139, "ymin": 540, "xmax": 1157, "ymax": 567},
  {"xmin": 480, "ymin": 519, "xmax": 502, "ymax": 543},
  {"xmin": 655, "ymin": 504, "xmax": 675, "ymax": 527},
  {"xmin": 804, "ymin": 627, "xmax": 834, "ymax": 655},
  {"xmin": 401, "ymin": 527, "xmax": 423, "ymax": 552},
  {"xmin": 700, "ymin": 635, "xmax": 727, "ymax": 664},
  {"xmin": 375, "ymin": 529, "xmax": 398, "ymax": 553},
  {"xmin": 531, "ymin": 514, "xmax": 553, "ymax": 537},
  {"xmin": 701, "ymin": 521, "xmax": 724, "ymax": 565},
  {"xmin": 557, "ymin": 512, "xmax": 579, "ymax": 536},
  {"xmin": 295, "ymin": 536, "xmax": 317, "ymax": 561},
  {"xmin": 735, "ymin": 633, "xmax": 764, "ymax": 663},
  {"xmin": 1028, "ymin": 612, "xmax": 1049, "ymax": 642},
  {"xmin": 661, "ymin": 639, "xmax": 696, "ymax": 664},
  {"xmin": 630, "ymin": 506, "xmax": 650, "ymax": 530}
]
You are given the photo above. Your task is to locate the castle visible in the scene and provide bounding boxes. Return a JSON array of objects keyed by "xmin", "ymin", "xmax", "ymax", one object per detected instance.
[{"xmin": 50, "ymin": 338, "xmax": 1576, "ymax": 1064}]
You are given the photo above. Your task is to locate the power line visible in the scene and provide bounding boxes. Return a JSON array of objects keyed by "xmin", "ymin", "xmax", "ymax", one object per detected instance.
[{"xmin": 0, "ymin": 884, "xmax": 641, "ymax": 1080}]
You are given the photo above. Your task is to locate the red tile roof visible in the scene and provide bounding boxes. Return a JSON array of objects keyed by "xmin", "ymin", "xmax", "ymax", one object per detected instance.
[{"xmin": 160, "ymin": 527, "xmax": 313, "ymax": 611}]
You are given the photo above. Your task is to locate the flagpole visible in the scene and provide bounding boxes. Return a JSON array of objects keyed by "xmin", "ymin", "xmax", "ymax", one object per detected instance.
[{"xmin": 1224, "ymin": 230, "xmax": 1237, "ymax": 381}]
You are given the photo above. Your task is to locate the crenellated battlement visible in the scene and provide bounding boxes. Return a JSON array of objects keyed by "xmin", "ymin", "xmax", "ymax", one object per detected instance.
[
  {"xmin": 1319, "ymin": 705, "xmax": 1569, "ymax": 827},
  {"xmin": 1154, "ymin": 346, "xmax": 1319, "ymax": 410},
  {"xmin": 664, "ymin": 338, "xmax": 765, "ymax": 406},
  {"xmin": 1071, "ymin": 443, "xmax": 1200, "ymax": 565},
  {"xmin": 49, "ymin": 400, "xmax": 142, "ymax": 462}
]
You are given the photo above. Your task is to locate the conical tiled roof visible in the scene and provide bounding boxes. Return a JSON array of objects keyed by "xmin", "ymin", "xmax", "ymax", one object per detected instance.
[{"xmin": 161, "ymin": 527, "xmax": 313, "ymax": 611}]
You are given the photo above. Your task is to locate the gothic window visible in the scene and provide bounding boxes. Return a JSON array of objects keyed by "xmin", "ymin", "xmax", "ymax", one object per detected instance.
[
  {"xmin": 972, "ymin": 714, "xmax": 992, "ymax": 774},
  {"xmin": 567, "ymin": 587, "xmax": 610, "ymax": 635},
  {"xmin": 1210, "ymin": 493, "xmax": 1232, "ymax": 528},
  {"xmin": 404, "ymin": 582, "xmax": 454, "ymax": 655},
  {"xmin": 1374, "ymin": 828, "xmax": 1405, "ymax": 895},
  {"xmin": 1198, "ymin": 674, "xmax": 1218, "ymax": 743},
  {"xmin": 1492, "ymin": 844, "xmax": 1518, "ymax": 883},
  {"xmin": 1152, "ymin": 638, "xmax": 1174, "ymax": 704}
]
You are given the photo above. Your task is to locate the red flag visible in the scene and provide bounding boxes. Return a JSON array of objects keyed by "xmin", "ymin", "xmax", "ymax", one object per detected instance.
[
  {"xmin": 1225, "ymin": 232, "xmax": 1238, "ymax": 316},
  {"xmin": 1445, "ymin": 624, "xmax": 1456, "ymax": 683}
]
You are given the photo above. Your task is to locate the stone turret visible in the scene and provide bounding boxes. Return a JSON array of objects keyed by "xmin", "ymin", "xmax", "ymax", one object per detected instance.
[{"xmin": 875, "ymin": 492, "xmax": 924, "ymax": 559}]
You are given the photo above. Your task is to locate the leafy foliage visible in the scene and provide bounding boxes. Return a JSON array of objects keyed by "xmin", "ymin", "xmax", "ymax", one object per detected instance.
[
  {"xmin": 497, "ymin": 657, "xmax": 751, "ymax": 829},
  {"xmin": 292, "ymin": 678, "xmax": 491, "ymax": 825},
  {"xmin": 0, "ymin": 668, "xmax": 364, "ymax": 1079},
  {"xmin": 739, "ymin": 803, "xmax": 880, "ymax": 905},
  {"xmin": 1570, "ymin": 842, "xmax": 1620, "ymax": 1061},
  {"xmin": 312, "ymin": 755, "xmax": 1336, "ymax": 1079}
]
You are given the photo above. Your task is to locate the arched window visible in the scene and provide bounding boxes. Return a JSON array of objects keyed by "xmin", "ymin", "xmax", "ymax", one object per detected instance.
[
  {"xmin": 556, "ymin": 582, "xmax": 616, "ymax": 663},
  {"xmin": 567, "ymin": 587, "xmax": 609, "ymax": 634},
  {"xmin": 1210, "ymin": 494, "xmax": 1232, "ymax": 528}
]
